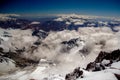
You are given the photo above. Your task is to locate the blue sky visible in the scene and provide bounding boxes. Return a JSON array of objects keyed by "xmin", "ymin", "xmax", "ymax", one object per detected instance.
[{"xmin": 0, "ymin": 0, "xmax": 120, "ymax": 17}]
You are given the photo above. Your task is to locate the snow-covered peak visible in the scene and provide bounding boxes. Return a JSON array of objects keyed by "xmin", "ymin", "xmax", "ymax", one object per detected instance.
[
  {"xmin": 56, "ymin": 14, "xmax": 99, "ymax": 19},
  {"xmin": 53, "ymin": 14, "xmax": 120, "ymax": 28},
  {"xmin": 30, "ymin": 21, "xmax": 40, "ymax": 25},
  {"xmin": 74, "ymin": 21, "xmax": 84, "ymax": 25},
  {"xmin": 0, "ymin": 14, "xmax": 19, "ymax": 17},
  {"xmin": 54, "ymin": 14, "xmax": 119, "ymax": 21},
  {"xmin": 0, "ymin": 14, "xmax": 20, "ymax": 21}
]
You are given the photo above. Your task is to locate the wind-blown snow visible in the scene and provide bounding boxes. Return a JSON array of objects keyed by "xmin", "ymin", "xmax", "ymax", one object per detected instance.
[
  {"xmin": 0, "ymin": 58, "xmax": 15, "ymax": 74},
  {"xmin": 0, "ymin": 26, "xmax": 120, "ymax": 80}
]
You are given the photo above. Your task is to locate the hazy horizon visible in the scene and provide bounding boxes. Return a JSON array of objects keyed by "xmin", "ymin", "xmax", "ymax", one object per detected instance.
[{"xmin": 0, "ymin": 0, "xmax": 120, "ymax": 17}]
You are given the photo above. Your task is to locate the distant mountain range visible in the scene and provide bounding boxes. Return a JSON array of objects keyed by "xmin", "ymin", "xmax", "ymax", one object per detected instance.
[{"xmin": 0, "ymin": 14, "xmax": 120, "ymax": 32}]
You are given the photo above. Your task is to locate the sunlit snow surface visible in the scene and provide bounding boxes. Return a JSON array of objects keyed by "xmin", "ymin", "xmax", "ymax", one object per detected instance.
[{"xmin": 0, "ymin": 26, "xmax": 120, "ymax": 80}]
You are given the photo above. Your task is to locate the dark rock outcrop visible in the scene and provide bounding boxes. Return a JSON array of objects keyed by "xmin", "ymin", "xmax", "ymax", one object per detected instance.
[
  {"xmin": 65, "ymin": 67, "xmax": 83, "ymax": 80},
  {"xmin": 86, "ymin": 49, "xmax": 120, "ymax": 71},
  {"xmin": 114, "ymin": 74, "xmax": 120, "ymax": 80},
  {"xmin": 32, "ymin": 30, "xmax": 48, "ymax": 39},
  {"xmin": 61, "ymin": 38, "xmax": 80, "ymax": 53},
  {"xmin": 86, "ymin": 62, "xmax": 105, "ymax": 71},
  {"xmin": 95, "ymin": 49, "xmax": 120, "ymax": 63}
]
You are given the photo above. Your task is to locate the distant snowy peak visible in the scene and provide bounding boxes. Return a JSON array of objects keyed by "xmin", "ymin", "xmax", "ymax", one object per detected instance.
[
  {"xmin": 54, "ymin": 14, "xmax": 95, "ymax": 26},
  {"xmin": 30, "ymin": 21, "xmax": 40, "ymax": 25},
  {"xmin": 54, "ymin": 17, "xmax": 64, "ymax": 21},
  {"xmin": 0, "ymin": 14, "xmax": 20, "ymax": 21},
  {"xmin": 55, "ymin": 14, "xmax": 99, "ymax": 20},
  {"xmin": 53, "ymin": 14, "xmax": 120, "ymax": 27},
  {"xmin": 74, "ymin": 21, "xmax": 84, "ymax": 25},
  {"xmin": 0, "ymin": 14, "xmax": 20, "ymax": 17},
  {"xmin": 54, "ymin": 14, "xmax": 96, "ymax": 23},
  {"xmin": 54, "ymin": 14, "xmax": 119, "ymax": 21}
]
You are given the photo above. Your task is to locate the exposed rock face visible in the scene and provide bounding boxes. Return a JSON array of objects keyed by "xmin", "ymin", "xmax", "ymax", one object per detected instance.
[
  {"xmin": 85, "ymin": 62, "xmax": 105, "ymax": 71},
  {"xmin": 61, "ymin": 38, "xmax": 78, "ymax": 45},
  {"xmin": 86, "ymin": 49, "xmax": 120, "ymax": 71},
  {"xmin": 61, "ymin": 38, "xmax": 79, "ymax": 48},
  {"xmin": 95, "ymin": 49, "xmax": 120, "ymax": 63},
  {"xmin": 114, "ymin": 74, "xmax": 120, "ymax": 80},
  {"xmin": 61, "ymin": 38, "xmax": 84, "ymax": 53},
  {"xmin": 65, "ymin": 67, "xmax": 83, "ymax": 80},
  {"xmin": 32, "ymin": 30, "xmax": 48, "ymax": 39}
]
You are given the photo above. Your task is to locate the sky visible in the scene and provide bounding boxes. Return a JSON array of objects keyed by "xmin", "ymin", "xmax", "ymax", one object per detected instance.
[{"xmin": 0, "ymin": 0, "xmax": 120, "ymax": 17}]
